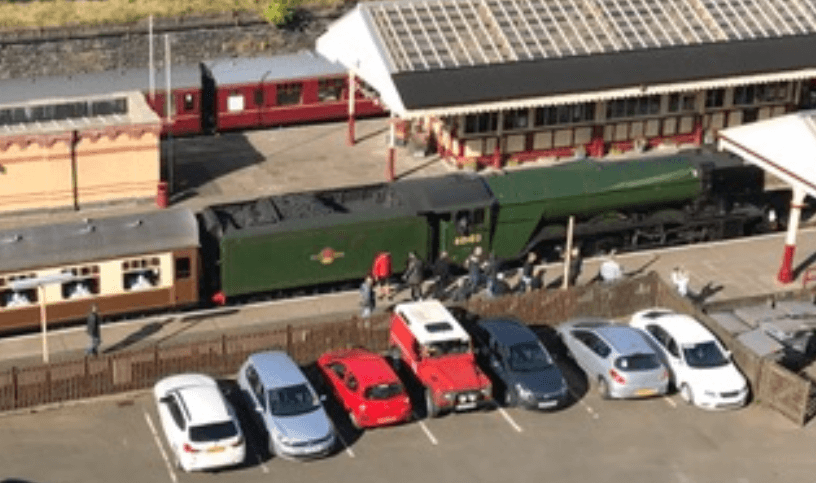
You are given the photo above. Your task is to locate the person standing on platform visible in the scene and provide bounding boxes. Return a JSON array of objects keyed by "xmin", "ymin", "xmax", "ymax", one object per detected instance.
[
  {"xmin": 519, "ymin": 252, "xmax": 538, "ymax": 293},
  {"xmin": 403, "ymin": 251, "xmax": 425, "ymax": 301},
  {"xmin": 430, "ymin": 251, "xmax": 452, "ymax": 300},
  {"xmin": 671, "ymin": 266, "xmax": 690, "ymax": 297},
  {"xmin": 466, "ymin": 246, "xmax": 484, "ymax": 293},
  {"xmin": 86, "ymin": 304, "xmax": 101, "ymax": 356},
  {"xmin": 359, "ymin": 276, "xmax": 375, "ymax": 318},
  {"xmin": 371, "ymin": 251, "xmax": 393, "ymax": 300},
  {"xmin": 598, "ymin": 250, "xmax": 623, "ymax": 283},
  {"xmin": 484, "ymin": 252, "xmax": 499, "ymax": 296}
]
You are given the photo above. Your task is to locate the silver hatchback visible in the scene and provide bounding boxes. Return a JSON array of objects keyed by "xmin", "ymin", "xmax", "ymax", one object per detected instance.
[{"xmin": 557, "ymin": 318, "xmax": 669, "ymax": 399}]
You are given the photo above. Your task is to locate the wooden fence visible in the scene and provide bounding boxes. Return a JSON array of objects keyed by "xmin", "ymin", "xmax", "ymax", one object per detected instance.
[{"xmin": 2, "ymin": 270, "xmax": 815, "ymax": 427}]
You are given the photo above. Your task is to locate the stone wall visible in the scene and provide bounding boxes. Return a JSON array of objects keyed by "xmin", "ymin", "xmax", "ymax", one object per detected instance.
[{"xmin": 0, "ymin": 8, "xmax": 347, "ymax": 80}]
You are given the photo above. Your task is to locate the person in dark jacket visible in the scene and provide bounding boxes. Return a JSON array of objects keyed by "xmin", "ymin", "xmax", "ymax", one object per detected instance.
[
  {"xmin": 86, "ymin": 304, "xmax": 101, "ymax": 356},
  {"xmin": 483, "ymin": 252, "xmax": 499, "ymax": 295},
  {"xmin": 519, "ymin": 252, "xmax": 537, "ymax": 293},
  {"xmin": 403, "ymin": 251, "xmax": 425, "ymax": 301},
  {"xmin": 466, "ymin": 246, "xmax": 484, "ymax": 292},
  {"xmin": 429, "ymin": 251, "xmax": 452, "ymax": 300},
  {"xmin": 359, "ymin": 276, "xmax": 375, "ymax": 318}
]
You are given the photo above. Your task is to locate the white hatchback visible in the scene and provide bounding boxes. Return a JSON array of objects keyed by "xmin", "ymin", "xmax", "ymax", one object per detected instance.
[
  {"xmin": 630, "ymin": 309, "xmax": 749, "ymax": 410},
  {"xmin": 153, "ymin": 373, "xmax": 246, "ymax": 471}
]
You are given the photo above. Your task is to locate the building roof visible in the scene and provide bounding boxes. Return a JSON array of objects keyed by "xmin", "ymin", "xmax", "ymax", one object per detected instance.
[
  {"xmin": 394, "ymin": 299, "xmax": 471, "ymax": 345},
  {"xmin": 202, "ymin": 51, "xmax": 346, "ymax": 86},
  {"xmin": 718, "ymin": 109, "xmax": 816, "ymax": 199},
  {"xmin": 0, "ymin": 208, "xmax": 199, "ymax": 274},
  {"xmin": 0, "ymin": 64, "xmax": 201, "ymax": 106},
  {"xmin": 317, "ymin": 0, "xmax": 816, "ymax": 117},
  {"xmin": 0, "ymin": 90, "xmax": 161, "ymax": 136}
]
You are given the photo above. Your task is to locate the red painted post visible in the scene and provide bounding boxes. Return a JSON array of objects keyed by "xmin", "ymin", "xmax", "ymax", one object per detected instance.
[
  {"xmin": 778, "ymin": 188, "xmax": 806, "ymax": 284},
  {"xmin": 347, "ymin": 70, "xmax": 356, "ymax": 146},
  {"xmin": 777, "ymin": 245, "xmax": 796, "ymax": 284},
  {"xmin": 347, "ymin": 116, "xmax": 355, "ymax": 147},
  {"xmin": 492, "ymin": 141, "xmax": 502, "ymax": 169},
  {"xmin": 387, "ymin": 147, "xmax": 396, "ymax": 182},
  {"xmin": 156, "ymin": 181, "xmax": 169, "ymax": 209}
]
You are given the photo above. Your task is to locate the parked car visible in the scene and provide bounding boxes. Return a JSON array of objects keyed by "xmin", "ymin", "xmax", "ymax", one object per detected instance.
[
  {"xmin": 237, "ymin": 351, "xmax": 335, "ymax": 459},
  {"xmin": 557, "ymin": 318, "xmax": 669, "ymax": 399},
  {"xmin": 153, "ymin": 373, "xmax": 245, "ymax": 472},
  {"xmin": 317, "ymin": 348, "xmax": 412, "ymax": 429},
  {"xmin": 472, "ymin": 318, "xmax": 568, "ymax": 409},
  {"xmin": 389, "ymin": 300, "xmax": 493, "ymax": 417},
  {"xmin": 630, "ymin": 308, "xmax": 749, "ymax": 409}
]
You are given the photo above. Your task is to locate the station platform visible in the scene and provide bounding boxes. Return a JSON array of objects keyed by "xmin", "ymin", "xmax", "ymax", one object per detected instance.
[{"xmin": 1, "ymin": 225, "xmax": 814, "ymax": 369}]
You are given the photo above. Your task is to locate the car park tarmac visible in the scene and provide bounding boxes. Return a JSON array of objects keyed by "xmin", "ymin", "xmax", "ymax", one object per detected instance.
[{"xmin": 1, "ymin": 360, "xmax": 815, "ymax": 483}]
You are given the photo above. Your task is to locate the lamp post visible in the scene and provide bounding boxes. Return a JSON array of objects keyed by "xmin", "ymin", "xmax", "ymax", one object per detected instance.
[{"xmin": 10, "ymin": 272, "xmax": 76, "ymax": 364}]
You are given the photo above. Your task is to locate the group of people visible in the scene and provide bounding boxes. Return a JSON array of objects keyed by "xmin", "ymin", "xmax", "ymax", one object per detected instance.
[{"xmin": 358, "ymin": 247, "xmax": 546, "ymax": 317}]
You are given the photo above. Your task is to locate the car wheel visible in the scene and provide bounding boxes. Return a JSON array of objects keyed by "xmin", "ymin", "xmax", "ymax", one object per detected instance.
[
  {"xmin": 350, "ymin": 412, "xmax": 362, "ymax": 430},
  {"xmin": 425, "ymin": 388, "xmax": 440, "ymax": 418},
  {"xmin": 598, "ymin": 377, "xmax": 611, "ymax": 400},
  {"xmin": 504, "ymin": 388, "xmax": 517, "ymax": 407},
  {"xmin": 680, "ymin": 383, "xmax": 694, "ymax": 405}
]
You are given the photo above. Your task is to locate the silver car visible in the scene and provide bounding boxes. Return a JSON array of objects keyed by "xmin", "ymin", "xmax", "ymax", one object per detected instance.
[
  {"xmin": 237, "ymin": 351, "xmax": 335, "ymax": 459},
  {"xmin": 557, "ymin": 318, "xmax": 669, "ymax": 399}
]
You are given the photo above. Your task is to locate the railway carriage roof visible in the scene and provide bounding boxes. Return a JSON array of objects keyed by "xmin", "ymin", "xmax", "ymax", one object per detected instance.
[
  {"xmin": 0, "ymin": 209, "xmax": 199, "ymax": 274},
  {"xmin": 317, "ymin": 0, "xmax": 816, "ymax": 117},
  {"xmin": 0, "ymin": 64, "xmax": 200, "ymax": 105},
  {"xmin": 202, "ymin": 51, "xmax": 347, "ymax": 85}
]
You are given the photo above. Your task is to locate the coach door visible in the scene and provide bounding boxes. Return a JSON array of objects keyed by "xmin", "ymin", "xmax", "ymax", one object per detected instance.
[{"xmin": 172, "ymin": 249, "xmax": 199, "ymax": 306}]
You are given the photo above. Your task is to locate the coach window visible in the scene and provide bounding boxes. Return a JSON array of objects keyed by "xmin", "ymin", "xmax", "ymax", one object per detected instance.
[
  {"xmin": 254, "ymin": 88, "xmax": 264, "ymax": 107},
  {"xmin": 227, "ymin": 91, "xmax": 245, "ymax": 112},
  {"xmin": 318, "ymin": 79, "xmax": 343, "ymax": 102},
  {"xmin": 61, "ymin": 265, "xmax": 100, "ymax": 299},
  {"xmin": 705, "ymin": 89, "xmax": 725, "ymax": 109},
  {"xmin": 175, "ymin": 257, "xmax": 191, "ymax": 280},
  {"xmin": 122, "ymin": 257, "xmax": 160, "ymax": 291},
  {"xmin": 1, "ymin": 273, "xmax": 38, "ymax": 308},
  {"xmin": 183, "ymin": 93, "xmax": 195, "ymax": 112},
  {"xmin": 277, "ymin": 82, "xmax": 303, "ymax": 106}
]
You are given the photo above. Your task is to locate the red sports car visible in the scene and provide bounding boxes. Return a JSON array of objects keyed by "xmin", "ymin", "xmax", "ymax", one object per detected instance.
[{"xmin": 317, "ymin": 348, "xmax": 412, "ymax": 429}]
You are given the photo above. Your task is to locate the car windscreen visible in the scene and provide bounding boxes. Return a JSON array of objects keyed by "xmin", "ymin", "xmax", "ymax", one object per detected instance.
[
  {"xmin": 268, "ymin": 384, "xmax": 320, "ymax": 417},
  {"xmin": 508, "ymin": 341, "xmax": 552, "ymax": 372},
  {"xmin": 614, "ymin": 353, "xmax": 661, "ymax": 371},
  {"xmin": 189, "ymin": 421, "xmax": 239, "ymax": 442},
  {"xmin": 682, "ymin": 341, "xmax": 729, "ymax": 368},
  {"xmin": 425, "ymin": 339, "xmax": 470, "ymax": 357},
  {"xmin": 364, "ymin": 382, "xmax": 404, "ymax": 400}
]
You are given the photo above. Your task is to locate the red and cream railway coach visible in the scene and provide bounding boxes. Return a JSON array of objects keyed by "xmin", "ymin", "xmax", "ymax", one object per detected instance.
[
  {"xmin": 0, "ymin": 209, "xmax": 200, "ymax": 332},
  {"xmin": 200, "ymin": 52, "xmax": 384, "ymax": 133}
]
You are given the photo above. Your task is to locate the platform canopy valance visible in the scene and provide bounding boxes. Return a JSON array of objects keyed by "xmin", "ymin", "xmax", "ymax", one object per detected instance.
[{"xmin": 317, "ymin": 0, "xmax": 816, "ymax": 118}]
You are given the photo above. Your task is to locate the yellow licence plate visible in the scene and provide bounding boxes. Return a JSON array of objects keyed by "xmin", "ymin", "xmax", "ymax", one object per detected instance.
[
  {"xmin": 208, "ymin": 446, "xmax": 225, "ymax": 453},
  {"xmin": 636, "ymin": 389, "xmax": 656, "ymax": 397}
]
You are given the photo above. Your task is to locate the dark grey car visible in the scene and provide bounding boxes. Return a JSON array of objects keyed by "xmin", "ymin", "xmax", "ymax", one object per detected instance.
[
  {"xmin": 557, "ymin": 318, "xmax": 669, "ymax": 399},
  {"xmin": 473, "ymin": 318, "xmax": 568, "ymax": 410}
]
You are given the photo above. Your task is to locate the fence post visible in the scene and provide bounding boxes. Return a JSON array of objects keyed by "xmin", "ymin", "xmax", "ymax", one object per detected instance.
[
  {"xmin": 221, "ymin": 334, "xmax": 228, "ymax": 374},
  {"xmin": 286, "ymin": 324, "xmax": 293, "ymax": 356},
  {"xmin": 45, "ymin": 367, "xmax": 52, "ymax": 404},
  {"xmin": 11, "ymin": 366, "xmax": 18, "ymax": 410},
  {"xmin": 154, "ymin": 344, "xmax": 160, "ymax": 383}
]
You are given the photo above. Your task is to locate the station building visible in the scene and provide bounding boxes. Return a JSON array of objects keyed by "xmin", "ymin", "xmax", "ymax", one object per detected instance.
[
  {"xmin": 317, "ymin": 0, "xmax": 816, "ymax": 168},
  {"xmin": 0, "ymin": 91, "xmax": 161, "ymax": 214}
]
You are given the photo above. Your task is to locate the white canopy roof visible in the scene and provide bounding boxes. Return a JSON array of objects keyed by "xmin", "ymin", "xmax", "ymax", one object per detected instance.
[
  {"xmin": 718, "ymin": 110, "xmax": 816, "ymax": 198},
  {"xmin": 394, "ymin": 300, "xmax": 471, "ymax": 345}
]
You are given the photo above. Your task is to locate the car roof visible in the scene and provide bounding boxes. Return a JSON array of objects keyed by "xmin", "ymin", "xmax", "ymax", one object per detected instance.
[
  {"xmin": 154, "ymin": 374, "xmax": 231, "ymax": 425},
  {"xmin": 595, "ymin": 325, "xmax": 654, "ymax": 355},
  {"xmin": 394, "ymin": 300, "xmax": 470, "ymax": 345},
  {"xmin": 640, "ymin": 311, "xmax": 716, "ymax": 345},
  {"xmin": 478, "ymin": 319, "xmax": 538, "ymax": 346},
  {"xmin": 248, "ymin": 351, "xmax": 308, "ymax": 389},
  {"xmin": 324, "ymin": 348, "xmax": 399, "ymax": 386}
]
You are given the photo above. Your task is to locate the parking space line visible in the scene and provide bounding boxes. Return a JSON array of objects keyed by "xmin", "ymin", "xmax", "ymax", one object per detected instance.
[
  {"xmin": 416, "ymin": 418, "xmax": 439, "ymax": 445},
  {"xmin": 664, "ymin": 396, "xmax": 677, "ymax": 408},
  {"xmin": 333, "ymin": 426, "xmax": 356, "ymax": 458},
  {"xmin": 568, "ymin": 389, "xmax": 599, "ymax": 420},
  {"xmin": 497, "ymin": 407, "xmax": 523, "ymax": 433},
  {"xmin": 143, "ymin": 412, "xmax": 178, "ymax": 483},
  {"xmin": 253, "ymin": 449, "xmax": 270, "ymax": 474}
]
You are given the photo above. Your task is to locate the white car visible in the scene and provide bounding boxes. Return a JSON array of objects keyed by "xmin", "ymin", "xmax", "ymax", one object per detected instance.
[
  {"xmin": 153, "ymin": 373, "xmax": 246, "ymax": 471},
  {"xmin": 630, "ymin": 309, "xmax": 749, "ymax": 410}
]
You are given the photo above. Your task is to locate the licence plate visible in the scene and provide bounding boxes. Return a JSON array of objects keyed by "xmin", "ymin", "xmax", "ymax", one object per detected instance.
[
  {"xmin": 456, "ymin": 402, "xmax": 477, "ymax": 411},
  {"xmin": 636, "ymin": 388, "xmax": 657, "ymax": 397},
  {"xmin": 208, "ymin": 446, "xmax": 225, "ymax": 453},
  {"xmin": 378, "ymin": 416, "xmax": 397, "ymax": 424},
  {"xmin": 538, "ymin": 400, "xmax": 557, "ymax": 409}
]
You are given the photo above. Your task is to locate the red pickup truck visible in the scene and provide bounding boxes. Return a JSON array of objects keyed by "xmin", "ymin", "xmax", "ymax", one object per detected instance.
[{"xmin": 389, "ymin": 300, "xmax": 493, "ymax": 417}]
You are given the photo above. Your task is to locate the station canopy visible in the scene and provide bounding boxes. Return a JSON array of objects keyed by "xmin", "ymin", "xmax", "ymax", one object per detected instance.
[
  {"xmin": 718, "ymin": 110, "xmax": 816, "ymax": 198},
  {"xmin": 316, "ymin": 0, "xmax": 816, "ymax": 119}
]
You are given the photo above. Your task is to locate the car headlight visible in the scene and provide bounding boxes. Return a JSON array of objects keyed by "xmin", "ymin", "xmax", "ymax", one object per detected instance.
[
  {"xmin": 443, "ymin": 392, "xmax": 455, "ymax": 401},
  {"xmin": 515, "ymin": 383, "xmax": 534, "ymax": 401},
  {"xmin": 703, "ymin": 390, "xmax": 716, "ymax": 397}
]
